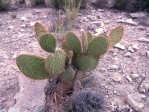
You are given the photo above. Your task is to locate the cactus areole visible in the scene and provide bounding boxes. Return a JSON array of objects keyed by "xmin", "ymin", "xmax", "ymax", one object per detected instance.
[{"xmin": 16, "ymin": 22, "xmax": 124, "ymax": 95}]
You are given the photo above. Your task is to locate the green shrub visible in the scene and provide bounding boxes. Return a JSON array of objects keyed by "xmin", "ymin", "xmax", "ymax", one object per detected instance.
[
  {"xmin": 32, "ymin": 0, "xmax": 45, "ymax": 6},
  {"xmin": 51, "ymin": 0, "xmax": 85, "ymax": 10},
  {"xmin": 114, "ymin": 0, "xmax": 128, "ymax": 10},
  {"xmin": 114, "ymin": 0, "xmax": 149, "ymax": 12},
  {"xmin": 0, "ymin": 0, "xmax": 11, "ymax": 10}
]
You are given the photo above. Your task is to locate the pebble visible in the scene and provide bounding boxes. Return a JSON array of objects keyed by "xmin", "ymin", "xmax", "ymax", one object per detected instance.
[
  {"xmin": 20, "ymin": 24, "xmax": 26, "ymax": 28},
  {"xmin": 116, "ymin": 19, "xmax": 138, "ymax": 25},
  {"xmin": 112, "ymin": 74, "xmax": 122, "ymax": 82},
  {"xmin": 115, "ymin": 43, "xmax": 126, "ymax": 50},
  {"xmin": 21, "ymin": 16, "xmax": 28, "ymax": 21},
  {"xmin": 124, "ymin": 52, "xmax": 132, "ymax": 57},
  {"xmin": 109, "ymin": 65, "xmax": 119, "ymax": 70},
  {"xmin": 129, "ymin": 12, "xmax": 146, "ymax": 18},
  {"xmin": 128, "ymin": 46, "xmax": 135, "ymax": 53},
  {"xmin": 132, "ymin": 44, "xmax": 139, "ymax": 51},
  {"xmin": 130, "ymin": 74, "xmax": 139, "ymax": 79},
  {"xmin": 8, "ymin": 26, "xmax": 14, "ymax": 30},
  {"xmin": 126, "ymin": 76, "xmax": 132, "ymax": 82},
  {"xmin": 94, "ymin": 28, "xmax": 104, "ymax": 36},
  {"xmin": 30, "ymin": 22, "xmax": 36, "ymax": 27}
]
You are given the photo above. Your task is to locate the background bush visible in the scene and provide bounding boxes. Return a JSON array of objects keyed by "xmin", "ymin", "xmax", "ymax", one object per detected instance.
[
  {"xmin": 51, "ymin": 0, "xmax": 86, "ymax": 10},
  {"xmin": 0, "ymin": 0, "xmax": 11, "ymax": 10},
  {"xmin": 114, "ymin": 0, "xmax": 149, "ymax": 12}
]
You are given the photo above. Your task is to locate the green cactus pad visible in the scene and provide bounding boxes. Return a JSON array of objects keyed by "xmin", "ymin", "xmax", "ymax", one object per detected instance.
[
  {"xmin": 34, "ymin": 22, "xmax": 48, "ymax": 39},
  {"xmin": 88, "ymin": 58, "xmax": 99, "ymax": 71},
  {"xmin": 76, "ymin": 55, "xmax": 91, "ymax": 71},
  {"xmin": 109, "ymin": 26, "xmax": 124, "ymax": 47},
  {"xmin": 16, "ymin": 55, "xmax": 49, "ymax": 80},
  {"xmin": 76, "ymin": 55, "xmax": 99, "ymax": 71},
  {"xmin": 62, "ymin": 32, "xmax": 81, "ymax": 55},
  {"xmin": 82, "ymin": 31, "xmax": 88, "ymax": 54},
  {"xmin": 87, "ymin": 35, "xmax": 109, "ymax": 58},
  {"xmin": 39, "ymin": 33, "xmax": 56, "ymax": 53},
  {"xmin": 61, "ymin": 67, "xmax": 75, "ymax": 83},
  {"xmin": 45, "ymin": 49, "xmax": 66, "ymax": 76}
]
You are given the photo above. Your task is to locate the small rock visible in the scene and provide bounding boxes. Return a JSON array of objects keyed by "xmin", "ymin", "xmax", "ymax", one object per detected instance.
[
  {"xmin": 132, "ymin": 44, "xmax": 139, "ymax": 51},
  {"xmin": 146, "ymin": 51, "xmax": 149, "ymax": 58},
  {"xmin": 30, "ymin": 22, "xmax": 36, "ymax": 27},
  {"xmin": 126, "ymin": 76, "xmax": 132, "ymax": 82},
  {"xmin": 21, "ymin": 16, "xmax": 27, "ymax": 21},
  {"xmin": 124, "ymin": 52, "xmax": 132, "ymax": 57},
  {"xmin": 112, "ymin": 74, "xmax": 122, "ymax": 82},
  {"xmin": 109, "ymin": 65, "xmax": 119, "ymax": 70},
  {"xmin": 20, "ymin": 24, "xmax": 26, "ymax": 28},
  {"xmin": 94, "ymin": 28, "xmax": 104, "ymax": 36},
  {"xmin": 8, "ymin": 26, "xmax": 14, "ymax": 30},
  {"xmin": 128, "ymin": 46, "xmax": 135, "ymax": 53},
  {"xmin": 129, "ymin": 12, "xmax": 146, "ymax": 18},
  {"xmin": 138, "ymin": 26, "xmax": 146, "ymax": 31},
  {"xmin": 130, "ymin": 74, "xmax": 139, "ymax": 79},
  {"xmin": 115, "ymin": 43, "xmax": 126, "ymax": 50},
  {"xmin": 117, "ymin": 19, "xmax": 138, "ymax": 25},
  {"xmin": 138, "ymin": 38, "xmax": 149, "ymax": 43}
]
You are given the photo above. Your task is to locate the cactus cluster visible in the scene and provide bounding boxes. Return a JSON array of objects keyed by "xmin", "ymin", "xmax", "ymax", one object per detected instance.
[{"xmin": 16, "ymin": 22, "xmax": 124, "ymax": 83}]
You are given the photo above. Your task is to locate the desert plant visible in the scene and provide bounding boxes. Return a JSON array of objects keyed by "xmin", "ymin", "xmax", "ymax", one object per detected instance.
[
  {"xmin": 16, "ymin": 22, "xmax": 124, "ymax": 108},
  {"xmin": 0, "ymin": 0, "xmax": 11, "ymax": 10},
  {"xmin": 64, "ymin": 89, "xmax": 105, "ymax": 112}
]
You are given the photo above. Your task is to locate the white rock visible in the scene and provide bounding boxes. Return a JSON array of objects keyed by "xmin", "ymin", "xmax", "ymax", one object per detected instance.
[
  {"xmin": 132, "ymin": 44, "xmax": 139, "ymax": 51},
  {"xmin": 109, "ymin": 65, "xmax": 119, "ymax": 70},
  {"xmin": 94, "ymin": 28, "xmax": 104, "ymax": 35},
  {"xmin": 8, "ymin": 26, "xmax": 14, "ymax": 30},
  {"xmin": 115, "ymin": 43, "xmax": 126, "ymax": 50},
  {"xmin": 126, "ymin": 76, "xmax": 132, "ymax": 82},
  {"xmin": 130, "ymin": 74, "xmax": 139, "ymax": 79},
  {"xmin": 30, "ymin": 22, "xmax": 36, "ymax": 27},
  {"xmin": 21, "ymin": 16, "xmax": 28, "ymax": 21},
  {"xmin": 20, "ymin": 24, "xmax": 26, "ymax": 28}
]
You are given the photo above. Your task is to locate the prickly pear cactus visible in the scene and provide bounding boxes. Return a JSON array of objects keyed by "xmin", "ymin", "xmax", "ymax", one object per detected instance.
[
  {"xmin": 61, "ymin": 67, "xmax": 75, "ymax": 83},
  {"xmin": 39, "ymin": 33, "xmax": 56, "ymax": 53},
  {"xmin": 62, "ymin": 32, "xmax": 81, "ymax": 55},
  {"xmin": 34, "ymin": 22, "xmax": 48, "ymax": 39},
  {"xmin": 16, "ymin": 55, "xmax": 49, "ymax": 79},
  {"xmin": 16, "ymin": 22, "xmax": 124, "ymax": 86},
  {"xmin": 87, "ymin": 35, "xmax": 109, "ymax": 58},
  {"xmin": 109, "ymin": 26, "xmax": 124, "ymax": 47},
  {"xmin": 45, "ymin": 49, "xmax": 66, "ymax": 76}
]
